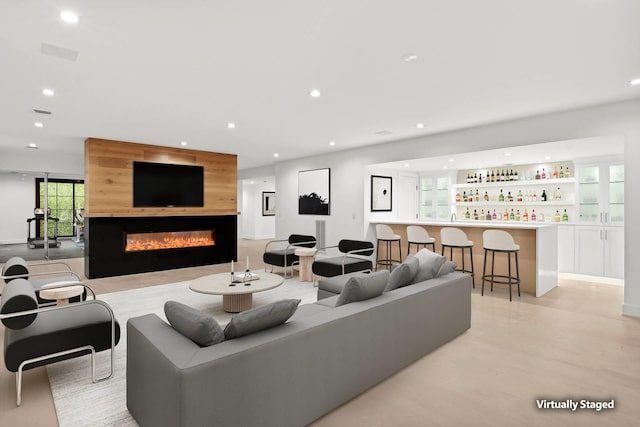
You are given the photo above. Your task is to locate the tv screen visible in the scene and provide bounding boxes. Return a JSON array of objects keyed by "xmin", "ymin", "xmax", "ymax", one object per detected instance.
[{"xmin": 133, "ymin": 162, "xmax": 204, "ymax": 207}]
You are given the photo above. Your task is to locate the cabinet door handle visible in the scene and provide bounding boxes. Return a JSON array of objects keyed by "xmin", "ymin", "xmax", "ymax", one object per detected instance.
[
  {"xmin": 600, "ymin": 230, "xmax": 603, "ymax": 240},
  {"xmin": 605, "ymin": 230, "xmax": 608, "ymax": 240},
  {"xmin": 605, "ymin": 212, "xmax": 608, "ymax": 223},
  {"xmin": 600, "ymin": 212, "xmax": 603, "ymax": 223}
]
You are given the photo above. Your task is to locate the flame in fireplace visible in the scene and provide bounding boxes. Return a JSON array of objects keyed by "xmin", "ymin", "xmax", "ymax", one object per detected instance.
[{"xmin": 125, "ymin": 230, "xmax": 215, "ymax": 252}]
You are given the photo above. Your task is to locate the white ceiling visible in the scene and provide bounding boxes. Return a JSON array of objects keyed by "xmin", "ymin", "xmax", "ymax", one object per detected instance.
[{"xmin": 1, "ymin": 1, "xmax": 639, "ymax": 170}]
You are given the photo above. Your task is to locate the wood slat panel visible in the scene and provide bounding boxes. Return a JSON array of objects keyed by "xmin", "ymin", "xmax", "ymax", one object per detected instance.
[{"xmin": 85, "ymin": 138, "xmax": 237, "ymax": 217}]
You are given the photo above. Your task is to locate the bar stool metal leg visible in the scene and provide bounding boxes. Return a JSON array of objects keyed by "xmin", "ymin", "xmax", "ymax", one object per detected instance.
[
  {"xmin": 481, "ymin": 249, "xmax": 488, "ymax": 296},
  {"xmin": 508, "ymin": 251, "xmax": 513, "ymax": 302},
  {"xmin": 469, "ymin": 247, "xmax": 475, "ymax": 288},
  {"xmin": 490, "ymin": 250, "xmax": 495, "ymax": 292},
  {"xmin": 515, "ymin": 252, "xmax": 521, "ymax": 297}
]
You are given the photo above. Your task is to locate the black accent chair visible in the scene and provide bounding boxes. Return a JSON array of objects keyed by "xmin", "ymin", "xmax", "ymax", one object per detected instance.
[
  {"xmin": 311, "ymin": 239, "xmax": 374, "ymax": 280},
  {"xmin": 0, "ymin": 278, "xmax": 120, "ymax": 406},
  {"xmin": 263, "ymin": 234, "xmax": 317, "ymax": 279},
  {"xmin": 1, "ymin": 257, "xmax": 86, "ymax": 304}
]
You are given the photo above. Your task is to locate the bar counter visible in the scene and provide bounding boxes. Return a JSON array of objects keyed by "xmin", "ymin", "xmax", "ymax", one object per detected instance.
[{"xmin": 368, "ymin": 220, "xmax": 558, "ymax": 297}]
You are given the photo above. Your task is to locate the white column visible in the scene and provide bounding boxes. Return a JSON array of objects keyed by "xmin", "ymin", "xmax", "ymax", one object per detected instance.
[{"xmin": 623, "ymin": 137, "xmax": 640, "ymax": 316}]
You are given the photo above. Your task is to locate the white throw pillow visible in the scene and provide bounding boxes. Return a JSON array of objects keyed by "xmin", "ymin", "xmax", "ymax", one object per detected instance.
[{"xmin": 412, "ymin": 248, "xmax": 447, "ymax": 283}]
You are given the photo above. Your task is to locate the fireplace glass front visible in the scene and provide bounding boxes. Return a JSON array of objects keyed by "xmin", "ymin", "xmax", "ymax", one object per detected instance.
[{"xmin": 125, "ymin": 230, "xmax": 215, "ymax": 252}]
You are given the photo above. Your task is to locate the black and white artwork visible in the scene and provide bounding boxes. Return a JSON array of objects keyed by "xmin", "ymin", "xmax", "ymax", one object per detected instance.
[
  {"xmin": 371, "ymin": 175, "xmax": 392, "ymax": 211},
  {"xmin": 262, "ymin": 192, "xmax": 275, "ymax": 216},
  {"xmin": 298, "ymin": 168, "xmax": 330, "ymax": 215}
]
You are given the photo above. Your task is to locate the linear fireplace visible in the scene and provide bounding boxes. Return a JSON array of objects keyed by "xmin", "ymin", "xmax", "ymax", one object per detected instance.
[{"xmin": 85, "ymin": 216, "xmax": 236, "ymax": 278}]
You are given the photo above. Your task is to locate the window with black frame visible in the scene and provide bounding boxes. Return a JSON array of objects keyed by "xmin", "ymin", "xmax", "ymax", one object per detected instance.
[{"xmin": 35, "ymin": 178, "xmax": 85, "ymax": 238}]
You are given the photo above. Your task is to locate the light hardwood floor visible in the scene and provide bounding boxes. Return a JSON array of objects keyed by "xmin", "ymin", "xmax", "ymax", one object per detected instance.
[{"xmin": 1, "ymin": 240, "xmax": 639, "ymax": 426}]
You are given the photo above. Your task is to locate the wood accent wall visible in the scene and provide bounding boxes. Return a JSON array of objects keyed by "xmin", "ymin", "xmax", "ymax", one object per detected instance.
[{"xmin": 84, "ymin": 138, "xmax": 237, "ymax": 217}]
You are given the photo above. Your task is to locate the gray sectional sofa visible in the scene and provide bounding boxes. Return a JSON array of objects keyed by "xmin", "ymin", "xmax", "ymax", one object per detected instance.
[{"xmin": 127, "ymin": 270, "xmax": 472, "ymax": 427}]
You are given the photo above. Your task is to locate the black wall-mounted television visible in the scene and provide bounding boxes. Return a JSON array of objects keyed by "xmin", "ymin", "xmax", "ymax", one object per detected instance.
[{"xmin": 133, "ymin": 161, "xmax": 204, "ymax": 207}]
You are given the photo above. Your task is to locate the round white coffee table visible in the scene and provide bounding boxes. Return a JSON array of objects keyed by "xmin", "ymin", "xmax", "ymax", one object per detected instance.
[
  {"xmin": 294, "ymin": 247, "xmax": 317, "ymax": 282},
  {"xmin": 39, "ymin": 281, "xmax": 84, "ymax": 306},
  {"xmin": 189, "ymin": 271, "xmax": 284, "ymax": 313}
]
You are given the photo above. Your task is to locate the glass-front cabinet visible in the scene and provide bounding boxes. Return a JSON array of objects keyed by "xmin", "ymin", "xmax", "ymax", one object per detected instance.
[
  {"xmin": 576, "ymin": 163, "xmax": 623, "ymax": 225},
  {"xmin": 420, "ymin": 174, "xmax": 451, "ymax": 220}
]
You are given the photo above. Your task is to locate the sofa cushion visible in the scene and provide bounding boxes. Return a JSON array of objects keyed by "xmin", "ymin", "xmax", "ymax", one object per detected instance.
[
  {"xmin": 318, "ymin": 272, "xmax": 370, "ymax": 296},
  {"xmin": 315, "ymin": 295, "xmax": 340, "ymax": 308},
  {"xmin": 224, "ymin": 299, "xmax": 301, "ymax": 339},
  {"xmin": 438, "ymin": 260, "xmax": 458, "ymax": 277},
  {"xmin": 413, "ymin": 249, "xmax": 447, "ymax": 283},
  {"xmin": 164, "ymin": 301, "xmax": 224, "ymax": 347},
  {"xmin": 385, "ymin": 256, "xmax": 419, "ymax": 292},
  {"xmin": 0, "ymin": 278, "xmax": 38, "ymax": 329},
  {"xmin": 335, "ymin": 270, "xmax": 389, "ymax": 307}
]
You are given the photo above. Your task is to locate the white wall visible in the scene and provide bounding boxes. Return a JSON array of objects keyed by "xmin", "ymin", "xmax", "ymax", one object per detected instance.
[
  {"xmin": 241, "ymin": 178, "xmax": 275, "ymax": 239},
  {"xmin": 241, "ymin": 98, "xmax": 640, "ymax": 316},
  {"xmin": 0, "ymin": 172, "xmax": 37, "ymax": 244},
  {"xmin": 0, "ymin": 147, "xmax": 84, "ymax": 175}
]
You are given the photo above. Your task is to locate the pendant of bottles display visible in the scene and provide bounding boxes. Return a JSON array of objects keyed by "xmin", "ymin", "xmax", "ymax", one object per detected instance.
[{"xmin": 465, "ymin": 165, "xmax": 571, "ymax": 184}]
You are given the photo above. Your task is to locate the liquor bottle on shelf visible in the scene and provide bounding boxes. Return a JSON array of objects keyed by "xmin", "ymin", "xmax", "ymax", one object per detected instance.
[
  {"xmin": 532, "ymin": 190, "xmax": 537, "ymax": 202},
  {"xmin": 465, "ymin": 207, "xmax": 471, "ymax": 219},
  {"xmin": 515, "ymin": 209, "xmax": 521, "ymax": 221},
  {"xmin": 492, "ymin": 209, "xmax": 497, "ymax": 220},
  {"xmin": 505, "ymin": 170, "xmax": 510, "ymax": 181},
  {"xmin": 559, "ymin": 166, "xmax": 564, "ymax": 179},
  {"xmin": 509, "ymin": 209, "xmax": 515, "ymax": 221},
  {"xmin": 535, "ymin": 170, "xmax": 541, "ymax": 180},
  {"xmin": 480, "ymin": 209, "xmax": 485, "ymax": 219},
  {"xmin": 562, "ymin": 209, "xmax": 569, "ymax": 222},
  {"xmin": 554, "ymin": 187, "xmax": 562, "ymax": 201},
  {"xmin": 462, "ymin": 191, "xmax": 468, "ymax": 202},
  {"xmin": 485, "ymin": 210, "xmax": 492, "ymax": 221},
  {"xmin": 474, "ymin": 173, "xmax": 478, "ymax": 183},
  {"xmin": 498, "ymin": 189, "xmax": 505, "ymax": 202},
  {"xmin": 501, "ymin": 170, "xmax": 505, "ymax": 181},
  {"xmin": 483, "ymin": 191, "xmax": 489, "ymax": 202},
  {"xmin": 531, "ymin": 209, "xmax": 537, "ymax": 221},
  {"xmin": 466, "ymin": 173, "xmax": 471, "ymax": 184},
  {"xmin": 541, "ymin": 168, "xmax": 546, "ymax": 180},
  {"xmin": 475, "ymin": 189, "xmax": 480, "ymax": 202},
  {"xmin": 507, "ymin": 191, "xmax": 513, "ymax": 202},
  {"xmin": 503, "ymin": 208, "xmax": 509, "ymax": 221},
  {"xmin": 516, "ymin": 189, "xmax": 523, "ymax": 202},
  {"xmin": 552, "ymin": 166, "xmax": 558, "ymax": 179},
  {"xmin": 455, "ymin": 192, "xmax": 461, "ymax": 203},
  {"xmin": 487, "ymin": 171, "xmax": 491, "ymax": 182},
  {"xmin": 541, "ymin": 189, "xmax": 547, "ymax": 202},
  {"xmin": 513, "ymin": 170, "xmax": 518, "ymax": 181},
  {"xmin": 554, "ymin": 210, "xmax": 561, "ymax": 222},
  {"xmin": 479, "ymin": 173, "xmax": 483, "ymax": 183},
  {"xmin": 491, "ymin": 170, "xmax": 495, "ymax": 182},
  {"xmin": 523, "ymin": 209, "xmax": 529, "ymax": 221},
  {"xmin": 564, "ymin": 167, "xmax": 570, "ymax": 178},
  {"xmin": 473, "ymin": 209, "xmax": 479, "ymax": 220}
]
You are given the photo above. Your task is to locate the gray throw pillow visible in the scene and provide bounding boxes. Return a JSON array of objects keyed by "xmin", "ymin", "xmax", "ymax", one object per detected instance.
[
  {"xmin": 404, "ymin": 255, "xmax": 419, "ymax": 282},
  {"xmin": 386, "ymin": 263, "xmax": 413, "ymax": 292},
  {"xmin": 164, "ymin": 301, "xmax": 224, "ymax": 347},
  {"xmin": 336, "ymin": 270, "xmax": 389, "ymax": 306},
  {"xmin": 437, "ymin": 260, "xmax": 458, "ymax": 277},
  {"xmin": 412, "ymin": 249, "xmax": 447, "ymax": 283},
  {"xmin": 224, "ymin": 299, "xmax": 300, "ymax": 339}
]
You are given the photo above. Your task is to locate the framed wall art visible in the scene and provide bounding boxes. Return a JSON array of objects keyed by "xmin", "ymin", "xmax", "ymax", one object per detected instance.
[
  {"xmin": 262, "ymin": 191, "xmax": 276, "ymax": 216},
  {"xmin": 371, "ymin": 175, "xmax": 392, "ymax": 212},
  {"xmin": 298, "ymin": 168, "xmax": 330, "ymax": 215}
]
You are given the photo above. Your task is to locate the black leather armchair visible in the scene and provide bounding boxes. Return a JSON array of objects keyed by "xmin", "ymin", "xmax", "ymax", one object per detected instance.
[
  {"xmin": 0, "ymin": 278, "xmax": 120, "ymax": 406},
  {"xmin": 263, "ymin": 234, "xmax": 316, "ymax": 279},
  {"xmin": 311, "ymin": 239, "xmax": 374, "ymax": 279}
]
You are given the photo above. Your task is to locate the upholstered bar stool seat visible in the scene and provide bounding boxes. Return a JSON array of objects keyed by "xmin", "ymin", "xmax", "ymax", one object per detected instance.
[
  {"xmin": 481, "ymin": 229, "xmax": 521, "ymax": 301},
  {"xmin": 440, "ymin": 227, "xmax": 475, "ymax": 287},
  {"xmin": 406, "ymin": 225, "xmax": 436, "ymax": 255},
  {"xmin": 375, "ymin": 224, "xmax": 402, "ymax": 270}
]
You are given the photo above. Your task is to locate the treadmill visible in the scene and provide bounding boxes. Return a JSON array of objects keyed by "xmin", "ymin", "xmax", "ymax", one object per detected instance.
[{"xmin": 27, "ymin": 207, "xmax": 61, "ymax": 249}]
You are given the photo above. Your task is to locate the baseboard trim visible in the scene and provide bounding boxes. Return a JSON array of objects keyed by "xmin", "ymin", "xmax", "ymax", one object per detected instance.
[
  {"xmin": 242, "ymin": 235, "xmax": 275, "ymax": 240},
  {"xmin": 622, "ymin": 303, "xmax": 640, "ymax": 318}
]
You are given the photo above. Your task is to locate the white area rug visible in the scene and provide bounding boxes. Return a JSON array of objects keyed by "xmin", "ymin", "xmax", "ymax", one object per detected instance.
[{"xmin": 47, "ymin": 276, "xmax": 318, "ymax": 426}]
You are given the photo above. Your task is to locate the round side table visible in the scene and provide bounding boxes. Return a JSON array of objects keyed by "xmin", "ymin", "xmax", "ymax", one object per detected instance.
[
  {"xmin": 39, "ymin": 281, "xmax": 84, "ymax": 306},
  {"xmin": 295, "ymin": 247, "xmax": 317, "ymax": 282}
]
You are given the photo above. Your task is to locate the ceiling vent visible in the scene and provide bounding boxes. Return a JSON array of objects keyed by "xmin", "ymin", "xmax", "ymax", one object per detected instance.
[
  {"xmin": 33, "ymin": 109, "xmax": 52, "ymax": 115},
  {"xmin": 40, "ymin": 42, "xmax": 79, "ymax": 61},
  {"xmin": 375, "ymin": 130, "xmax": 393, "ymax": 136}
]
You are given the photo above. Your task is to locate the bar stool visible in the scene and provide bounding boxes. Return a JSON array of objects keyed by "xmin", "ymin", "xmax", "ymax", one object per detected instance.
[
  {"xmin": 440, "ymin": 227, "xmax": 474, "ymax": 287},
  {"xmin": 481, "ymin": 229, "xmax": 521, "ymax": 301},
  {"xmin": 406, "ymin": 225, "xmax": 436, "ymax": 255},
  {"xmin": 375, "ymin": 224, "xmax": 402, "ymax": 270}
]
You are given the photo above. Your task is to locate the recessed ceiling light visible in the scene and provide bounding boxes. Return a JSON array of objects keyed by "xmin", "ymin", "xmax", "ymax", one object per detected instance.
[
  {"xmin": 448, "ymin": 158, "xmax": 455, "ymax": 163},
  {"xmin": 180, "ymin": 141, "xmax": 188, "ymax": 146},
  {"xmin": 309, "ymin": 89, "xmax": 321, "ymax": 98},
  {"xmin": 42, "ymin": 88, "xmax": 55, "ymax": 96},
  {"xmin": 27, "ymin": 143, "xmax": 38, "ymax": 149},
  {"xmin": 545, "ymin": 155, "xmax": 551, "ymax": 160},
  {"xmin": 403, "ymin": 164, "xmax": 410, "ymax": 168},
  {"xmin": 227, "ymin": 122, "xmax": 236, "ymax": 129},
  {"xmin": 443, "ymin": 165, "xmax": 449, "ymax": 170},
  {"xmin": 60, "ymin": 10, "xmax": 79, "ymax": 24},
  {"xmin": 416, "ymin": 123, "xmax": 424, "ymax": 129},
  {"xmin": 630, "ymin": 78, "xmax": 640, "ymax": 86},
  {"xmin": 34, "ymin": 122, "xmax": 43, "ymax": 128},
  {"xmin": 250, "ymin": 181, "xmax": 255, "ymax": 185},
  {"xmin": 273, "ymin": 153, "xmax": 279, "ymax": 158},
  {"xmin": 403, "ymin": 54, "xmax": 418, "ymax": 62},
  {"xmin": 329, "ymin": 141, "xmax": 336, "ymax": 146},
  {"xmin": 504, "ymin": 152, "xmax": 511, "ymax": 157}
]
